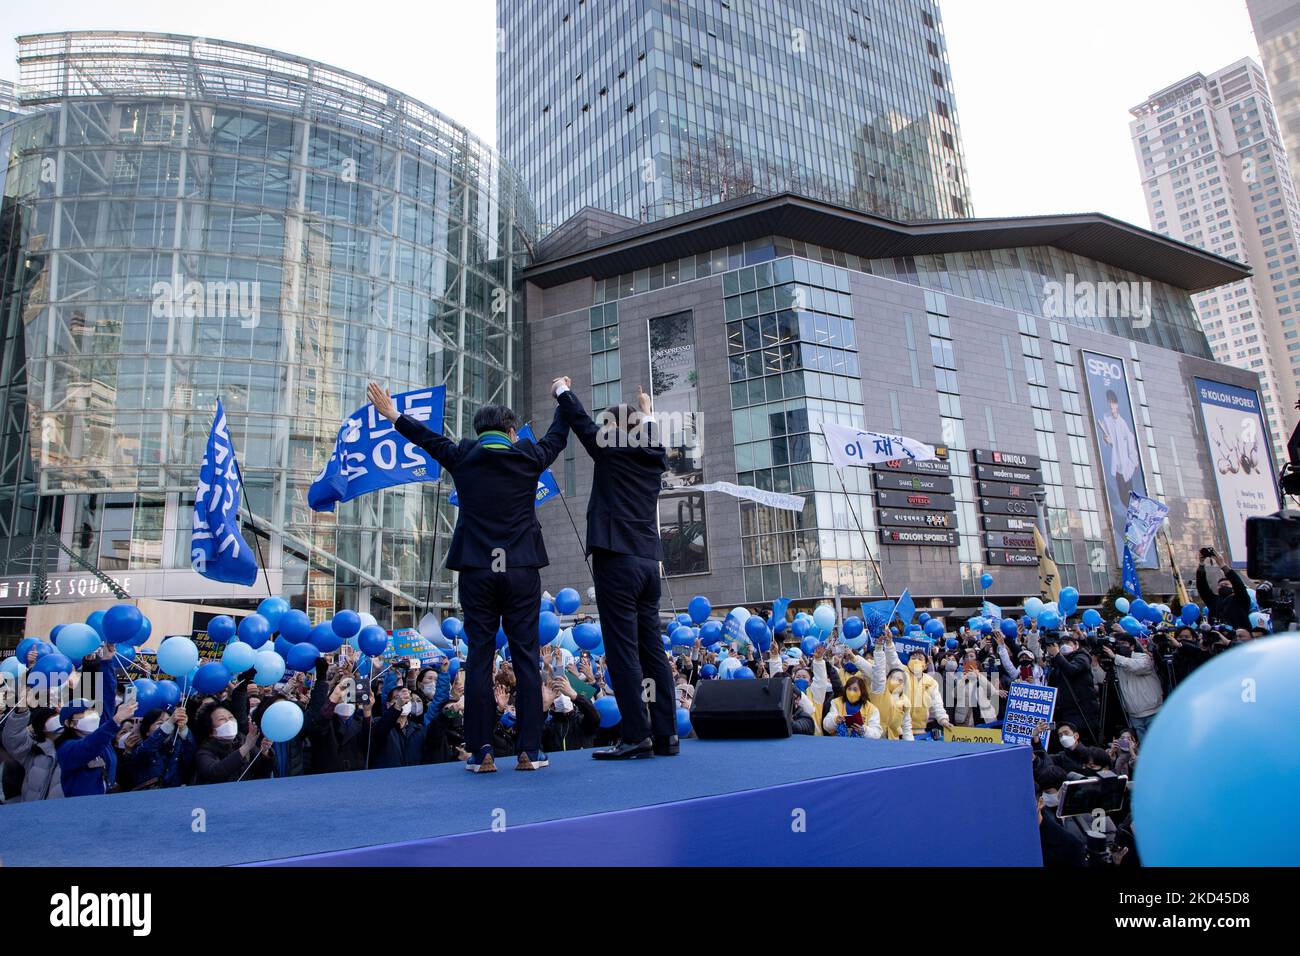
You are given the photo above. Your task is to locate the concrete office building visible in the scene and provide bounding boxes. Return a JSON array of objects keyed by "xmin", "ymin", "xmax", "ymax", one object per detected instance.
[
  {"xmin": 523, "ymin": 193, "xmax": 1262, "ymax": 610},
  {"xmin": 1130, "ymin": 60, "xmax": 1300, "ymax": 462},
  {"xmin": 1248, "ymin": 0, "xmax": 1300, "ymax": 199},
  {"xmin": 498, "ymin": 0, "xmax": 972, "ymax": 234}
]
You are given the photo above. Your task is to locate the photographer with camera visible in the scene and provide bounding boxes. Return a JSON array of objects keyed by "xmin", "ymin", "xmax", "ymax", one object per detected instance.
[
  {"xmin": 1099, "ymin": 634, "xmax": 1162, "ymax": 741},
  {"xmin": 1196, "ymin": 547, "xmax": 1252, "ymax": 631}
]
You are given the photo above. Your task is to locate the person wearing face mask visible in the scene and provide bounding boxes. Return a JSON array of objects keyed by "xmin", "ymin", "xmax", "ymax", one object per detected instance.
[
  {"xmin": 55, "ymin": 698, "xmax": 136, "ymax": 797},
  {"xmin": 307, "ymin": 668, "xmax": 372, "ymax": 774},
  {"xmin": 895, "ymin": 645, "xmax": 951, "ymax": 734},
  {"xmin": 869, "ymin": 634, "xmax": 913, "ymax": 740},
  {"xmin": 1035, "ymin": 768, "xmax": 1087, "ymax": 867},
  {"xmin": 1099, "ymin": 635, "xmax": 1162, "ymax": 740},
  {"xmin": 821, "ymin": 674, "xmax": 882, "ymax": 738},
  {"xmin": 194, "ymin": 702, "xmax": 276, "ymax": 784},
  {"xmin": 541, "ymin": 670, "xmax": 601, "ymax": 753},
  {"xmin": 370, "ymin": 686, "xmax": 427, "ymax": 769},
  {"xmin": 1045, "ymin": 633, "xmax": 1102, "ymax": 747},
  {"xmin": 952, "ymin": 648, "xmax": 1000, "ymax": 727},
  {"xmin": 1195, "ymin": 549, "xmax": 1252, "ymax": 631},
  {"xmin": 1, "ymin": 688, "xmax": 65, "ymax": 801},
  {"xmin": 1034, "ymin": 721, "xmax": 1087, "ymax": 774},
  {"xmin": 129, "ymin": 706, "xmax": 196, "ymax": 789}
]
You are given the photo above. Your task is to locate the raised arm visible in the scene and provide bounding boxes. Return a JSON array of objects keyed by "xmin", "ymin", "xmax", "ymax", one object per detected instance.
[
  {"xmin": 555, "ymin": 384, "xmax": 604, "ymax": 460},
  {"xmin": 517, "ymin": 401, "xmax": 570, "ymax": 472},
  {"xmin": 370, "ymin": 382, "xmax": 464, "ymax": 473}
]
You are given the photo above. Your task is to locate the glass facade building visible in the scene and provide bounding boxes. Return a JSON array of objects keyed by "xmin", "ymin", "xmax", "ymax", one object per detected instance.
[
  {"xmin": 498, "ymin": 0, "xmax": 972, "ymax": 233},
  {"xmin": 0, "ymin": 32, "xmax": 535, "ymax": 629}
]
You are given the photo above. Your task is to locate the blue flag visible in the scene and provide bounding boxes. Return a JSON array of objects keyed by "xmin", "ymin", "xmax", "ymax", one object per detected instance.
[
  {"xmin": 309, "ymin": 387, "xmax": 445, "ymax": 512},
  {"xmin": 862, "ymin": 599, "xmax": 895, "ymax": 636},
  {"xmin": 449, "ymin": 423, "xmax": 560, "ymax": 508},
  {"xmin": 1122, "ymin": 545, "xmax": 1142, "ymax": 598},
  {"xmin": 891, "ymin": 588, "xmax": 916, "ymax": 627},
  {"xmin": 771, "ymin": 597, "xmax": 790, "ymax": 630},
  {"xmin": 191, "ymin": 400, "xmax": 258, "ymax": 586}
]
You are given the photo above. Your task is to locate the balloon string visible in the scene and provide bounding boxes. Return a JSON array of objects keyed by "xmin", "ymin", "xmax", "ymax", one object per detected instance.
[{"xmin": 235, "ymin": 749, "xmax": 261, "ymax": 782}]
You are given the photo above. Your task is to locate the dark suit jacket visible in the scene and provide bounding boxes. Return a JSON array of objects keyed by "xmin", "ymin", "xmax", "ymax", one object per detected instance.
[
  {"xmin": 558, "ymin": 390, "xmax": 667, "ymax": 561},
  {"xmin": 394, "ymin": 406, "xmax": 568, "ymax": 570}
]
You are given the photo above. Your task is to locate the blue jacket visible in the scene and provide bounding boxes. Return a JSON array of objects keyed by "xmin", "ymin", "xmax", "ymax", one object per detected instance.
[
  {"xmin": 370, "ymin": 705, "xmax": 425, "ymax": 769},
  {"xmin": 56, "ymin": 717, "xmax": 119, "ymax": 797},
  {"xmin": 130, "ymin": 727, "xmax": 196, "ymax": 789}
]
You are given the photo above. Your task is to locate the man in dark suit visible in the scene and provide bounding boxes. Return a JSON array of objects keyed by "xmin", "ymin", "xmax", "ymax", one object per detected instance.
[
  {"xmin": 552, "ymin": 377, "xmax": 678, "ymax": 760},
  {"xmin": 368, "ymin": 382, "xmax": 568, "ymax": 773}
]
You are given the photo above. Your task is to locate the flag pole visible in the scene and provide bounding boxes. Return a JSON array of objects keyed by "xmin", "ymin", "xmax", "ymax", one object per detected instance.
[
  {"xmin": 232, "ymin": 458, "xmax": 274, "ymax": 601},
  {"xmin": 817, "ymin": 426, "xmax": 889, "ymax": 600},
  {"xmin": 422, "ymin": 477, "xmax": 443, "ymax": 616}
]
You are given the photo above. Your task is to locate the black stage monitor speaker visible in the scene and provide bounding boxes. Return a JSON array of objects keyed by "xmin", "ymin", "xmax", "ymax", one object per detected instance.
[{"xmin": 690, "ymin": 673, "xmax": 793, "ymax": 739}]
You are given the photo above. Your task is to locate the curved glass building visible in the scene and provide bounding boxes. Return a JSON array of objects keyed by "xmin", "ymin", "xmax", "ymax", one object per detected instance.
[{"xmin": 0, "ymin": 32, "xmax": 535, "ymax": 631}]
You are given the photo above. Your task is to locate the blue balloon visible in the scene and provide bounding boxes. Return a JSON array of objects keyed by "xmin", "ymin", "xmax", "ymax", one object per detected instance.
[
  {"xmin": 676, "ymin": 613, "xmax": 693, "ymax": 630},
  {"xmin": 130, "ymin": 678, "xmax": 161, "ymax": 712},
  {"xmin": 1115, "ymin": 597, "xmax": 1130, "ymax": 614},
  {"xmin": 980, "ymin": 573, "xmax": 994, "ymax": 589},
  {"xmin": 791, "ymin": 618, "xmax": 809, "ymax": 638},
  {"xmin": 699, "ymin": 620, "xmax": 722, "ymax": 645},
  {"xmin": 539, "ymin": 611, "xmax": 561, "ymax": 644},
  {"xmin": 357, "ymin": 625, "xmax": 389, "ymax": 657},
  {"xmin": 155, "ymin": 679, "xmax": 181, "ymax": 708},
  {"xmin": 842, "ymin": 616, "xmax": 864, "ymax": 639},
  {"xmin": 332, "ymin": 610, "xmax": 362, "ymax": 639},
  {"xmin": 744, "ymin": 616, "xmax": 768, "ymax": 642},
  {"xmin": 1180, "ymin": 603, "xmax": 1201, "ymax": 625},
  {"xmin": 731, "ymin": 666, "xmax": 755, "ymax": 679},
  {"xmin": 813, "ymin": 605, "xmax": 836, "ymax": 634},
  {"xmin": 1038, "ymin": 609, "xmax": 1061, "ymax": 631},
  {"xmin": 256, "ymin": 596, "xmax": 289, "ymax": 630},
  {"xmin": 573, "ymin": 622, "xmax": 601, "ymax": 651},
  {"xmin": 49, "ymin": 625, "xmax": 64, "ymax": 647},
  {"xmin": 103, "ymin": 605, "xmax": 144, "ymax": 644},
  {"xmin": 661, "ymin": 634, "xmax": 672, "ymax": 650},
  {"xmin": 670, "ymin": 625, "xmax": 695, "ymax": 647},
  {"xmin": 699, "ymin": 663, "xmax": 717, "ymax": 679},
  {"xmin": 1131, "ymin": 599, "xmax": 1150, "ymax": 620},
  {"xmin": 1024, "ymin": 598, "xmax": 1044, "ymax": 618},
  {"xmin": 55, "ymin": 623, "xmax": 101, "ymax": 660},
  {"xmin": 238, "ymin": 614, "xmax": 272, "ymax": 650},
  {"xmin": 260, "ymin": 699, "xmax": 304, "ymax": 743},
  {"xmin": 1134, "ymin": 637, "xmax": 1300, "ymax": 864},
  {"xmin": 273, "ymin": 635, "xmax": 296, "ymax": 660},
  {"xmin": 540, "ymin": 597, "xmax": 557, "ymax": 614},
  {"xmin": 1058, "ymin": 587, "xmax": 1080, "ymax": 617},
  {"xmin": 924, "ymin": 618, "xmax": 946, "ymax": 639},
  {"xmin": 1119, "ymin": 615, "xmax": 1142, "ymax": 636},
  {"xmin": 123, "ymin": 617, "xmax": 152, "ymax": 648},
  {"xmin": 0, "ymin": 656, "xmax": 25, "ymax": 679},
  {"xmin": 192, "ymin": 661, "xmax": 233, "ymax": 694},
  {"xmin": 309, "ymin": 622, "xmax": 343, "ymax": 653},
  {"xmin": 594, "ymin": 695, "xmax": 621, "ymax": 728},
  {"xmin": 800, "ymin": 636, "xmax": 820, "ymax": 656},
  {"xmin": 1082, "ymin": 608, "xmax": 1103, "ymax": 629},
  {"xmin": 209, "ymin": 615, "xmax": 237, "ymax": 644},
  {"xmin": 945, "ymin": 637, "xmax": 959, "ymax": 651},
  {"xmin": 86, "ymin": 610, "xmax": 108, "ymax": 639},
  {"xmin": 555, "ymin": 588, "xmax": 581, "ymax": 615},
  {"xmin": 919, "ymin": 612, "xmax": 931, "ymax": 625},
  {"xmin": 676, "ymin": 706, "xmax": 692, "ymax": 738},
  {"xmin": 222, "ymin": 641, "xmax": 257, "ymax": 674},
  {"xmin": 1000, "ymin": 618, "xmax": 1019, "ymax": 640},
  {"xmin": 15, "ymin": 638, "xmax": 52, "ymax": 664},
  {"xmin": 278, "ymin": 609, "xmax": 312, "ymax": 643},
  {"xmin": 157, "ymin": 637, "xmax": 199, "ymax": 677},
  {"xmin": 441, "ymin": 617, "xmax": 463, "ymax": 639},
  {"xmin": 29, "ymin": 653, "xmax": 73, "ymax": 688},
  {"xmin": 688, "ymin": 595, "xmax": 712, "ymax": 624},
  {"xmin": 286, "ymin": 642, "xmax": 320, "ymax": 672}
]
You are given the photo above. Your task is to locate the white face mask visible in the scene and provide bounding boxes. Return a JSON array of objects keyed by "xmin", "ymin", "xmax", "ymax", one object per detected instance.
[
  {"xmin": 1059, "ymin": 733, "xmax": 1077, "ymax": 750},
  {"xmin": 420, "ymin": 681, "xmax": 436, "ymax": 694},
  {"xmin": 43, "ymin": 716, "xmax": 62, "ymax": 735},
  {"xmin": 334, "ymin": 702, "xmax": 356, "ymax": 719},
  {"xmin": 1042, "ymin": 792, "xmax": 1060, "ymax": 808},
  {"xmin": 75, "ymin": 713, "xmax": 101, "ymax": 734},
  {"xmin": 409, "ymin": 700, "xmax": 424, "ymax": 716},
  {"xmin": 552, "ymin": 695, "xmax": 574, "ymax": 714},
  {"xmin": 400, "ymin": 701, "xmax": 413, "ymax": 716},
  {"xmin": 159, "ymin": 719, "xmax": 176, "ymax": 736},
  {"xmin": 213, "ymin": 720, "xmax": 239, "ymax": 740}
]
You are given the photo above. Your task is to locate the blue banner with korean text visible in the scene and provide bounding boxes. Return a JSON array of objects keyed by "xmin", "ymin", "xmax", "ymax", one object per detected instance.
[{"xmin": 1002, "ymin": 681, "xmax": 1057, "ymax": 745}]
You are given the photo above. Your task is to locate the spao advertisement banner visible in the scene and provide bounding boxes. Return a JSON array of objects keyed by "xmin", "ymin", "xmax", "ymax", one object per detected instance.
[
  {"xmin": 1193, "ymin": 378, "xmax": 1280, "ymax": 567},
  {"xmin": 1080, "ymin": 351, "xmax": 1153, "ymax": 567}
]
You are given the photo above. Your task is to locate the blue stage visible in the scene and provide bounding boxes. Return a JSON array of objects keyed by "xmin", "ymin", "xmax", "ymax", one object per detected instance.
[{"xmin": 0, "ymin": 737, "xmax": 1041, "ymax": 866}]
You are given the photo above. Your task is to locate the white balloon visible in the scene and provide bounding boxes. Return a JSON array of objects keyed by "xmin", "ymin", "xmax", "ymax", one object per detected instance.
[
  {"xmin": 729, "ymin": 606, "xmax": 751, "ymax": 624},
  {"xmin": 357, "ymin": 612, "xmax": 378, "ymax": 630}
]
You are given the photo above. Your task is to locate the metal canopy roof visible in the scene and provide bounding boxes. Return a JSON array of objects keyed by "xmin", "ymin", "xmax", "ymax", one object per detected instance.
[{"xmin": 523, "ymin": 192, "xmax": 1251, "ymax": 293}]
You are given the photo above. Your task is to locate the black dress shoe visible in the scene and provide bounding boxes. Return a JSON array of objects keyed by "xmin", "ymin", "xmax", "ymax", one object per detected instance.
[
  {"xmin": 653, "ymin": 734, "xmax": 680, "ymax": 756},
  {"xmin": 592, "ymin": 738, "xmax": 655, "ymax": 760}
]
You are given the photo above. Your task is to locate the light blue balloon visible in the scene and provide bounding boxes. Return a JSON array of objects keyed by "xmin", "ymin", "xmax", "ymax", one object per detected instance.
[
  {"xmin": 253, "ymin": 650, "xmax": 286, "ymax": 685},
  {"xmin": 260, "ymin": 699, "xmax": 304, "ymax": 743},
  {"xmin": 1133, "ymin": 637, "xmax": 1300, "ymax": 864},
  {"xmin": 812, "ymin": 605, "xmax": 836, "ymax": 634},
  {"xmin": 157, "ymin": 636, "xmax": 199, "ymax": 677},
  {"xmin": 1115, "ymin": 597, "xmax": 1130, "ymax": 614},
  {"xmin": 0, "ymin": 656, "xmax": 25, "ymax": 678},
  {"xmin": 1024, "ymin": 597, "xmax": 1044, "ymax": 618},
  {"xmin": 222, "ymin": 640, "xmax": 257, "ymax": 673},
  {"xmin": 55, "ymin": 623, "xmax": 102, "ymax": 660}
]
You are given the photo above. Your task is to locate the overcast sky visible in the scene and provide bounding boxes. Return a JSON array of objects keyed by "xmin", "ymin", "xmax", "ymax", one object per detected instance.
[{"xmin": 0, "ymin": 0, "xmax": 1264, "ymax": 227}]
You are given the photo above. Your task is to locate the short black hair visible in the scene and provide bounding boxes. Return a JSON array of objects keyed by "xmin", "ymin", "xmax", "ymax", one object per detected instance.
[{"xmin": 472, "ymin": 403, "xmax": 521, "ymax": 436}]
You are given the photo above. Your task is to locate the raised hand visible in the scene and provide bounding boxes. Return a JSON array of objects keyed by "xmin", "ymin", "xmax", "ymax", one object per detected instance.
[
  {"xmin": 367, "ymin": 382, "xmax": 400, "ymax": 423},
  {"xmin": 636, "ymin": 385, "xmax": 652, "ymax": 414}
]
